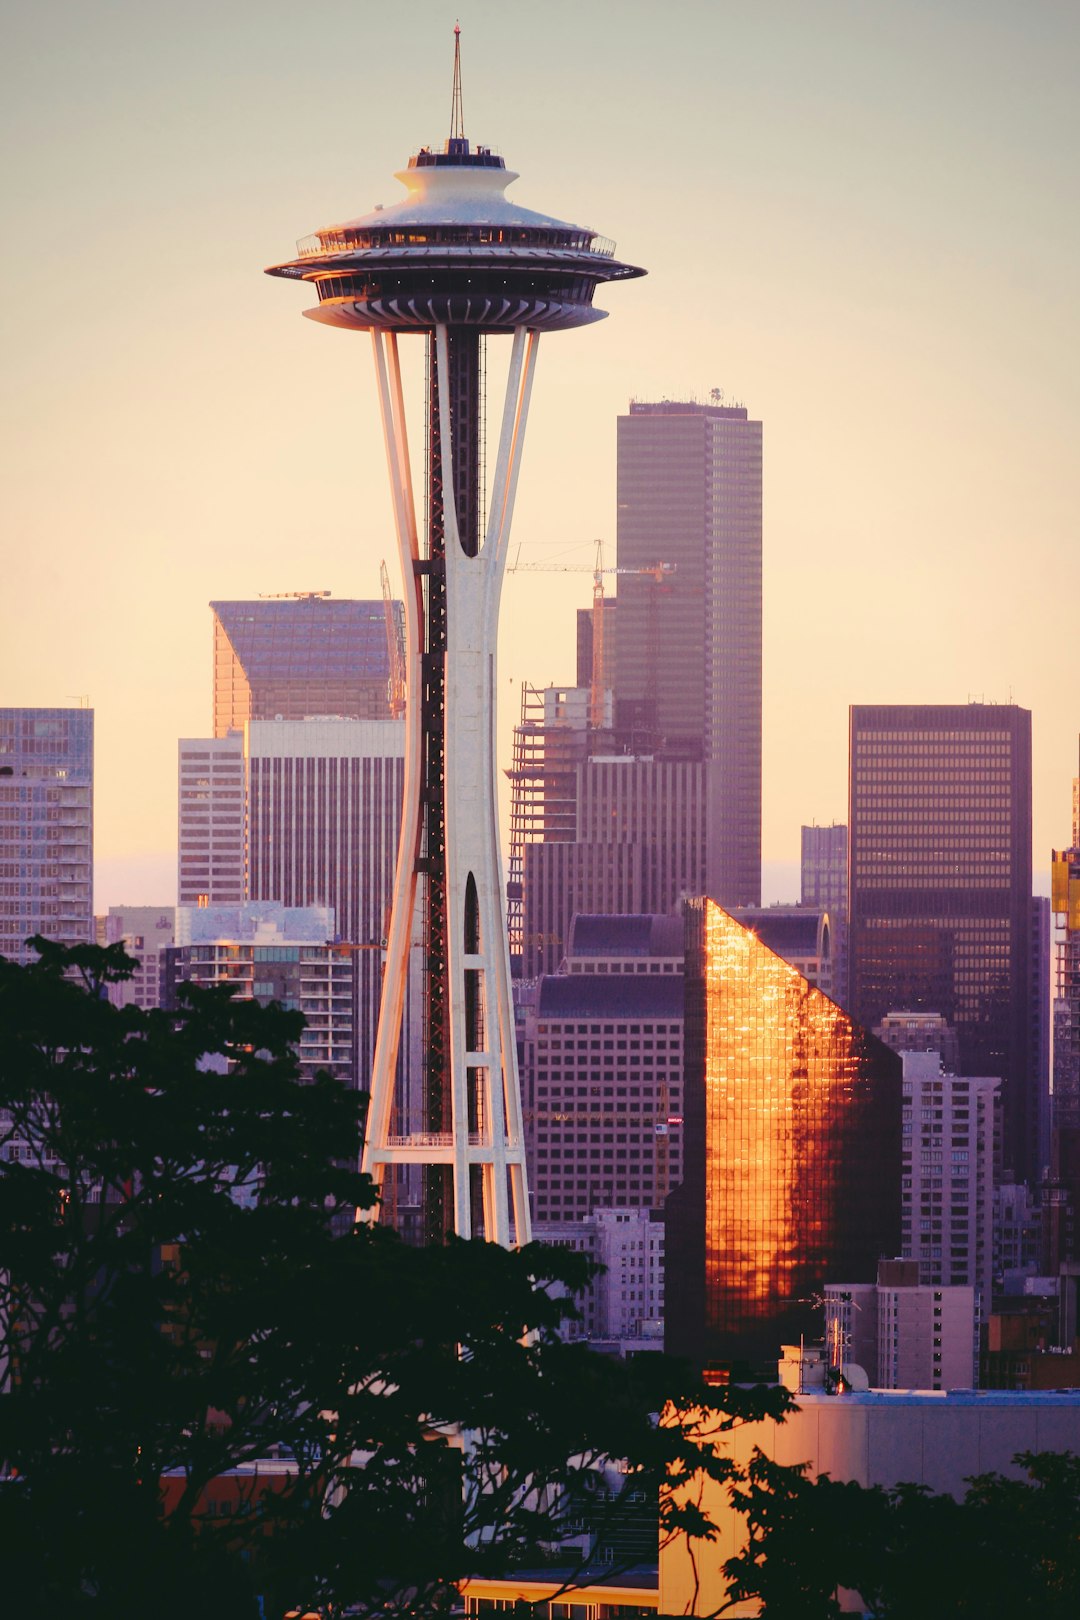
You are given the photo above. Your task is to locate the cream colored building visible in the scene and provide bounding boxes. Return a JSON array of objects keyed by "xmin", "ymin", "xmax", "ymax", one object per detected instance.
[{"xmin": 661, "ymin": 1384, "xmax": 1080, "ymax": 1616}]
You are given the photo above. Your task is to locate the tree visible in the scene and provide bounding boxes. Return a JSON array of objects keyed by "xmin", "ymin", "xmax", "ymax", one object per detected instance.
[
  {"xmin": 722, "ymin": 1446, "xmax": 1080, "ymax": 1619},
  {"xmin": 0, "ymin": 940, "xmax": 788, "ymax": 1618}
]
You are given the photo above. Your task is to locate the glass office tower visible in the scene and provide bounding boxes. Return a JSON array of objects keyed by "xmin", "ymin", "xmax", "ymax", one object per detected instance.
[
  {"xmin": 666, "ymin": 898, "xmax": 901, "ymax": 1372},
  {"xmin": 211, "ymin": 596, "xmax": 402, "ymax": 736},
  {"xmin": 848, "ymin": 703, "xmax": 1034, "ymax": 1182}
]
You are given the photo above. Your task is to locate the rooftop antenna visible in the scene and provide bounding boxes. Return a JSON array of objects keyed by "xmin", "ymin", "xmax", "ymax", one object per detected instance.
[{"xmin": 449, "ymin": 23, "xmax": 465, "ymax": 143}]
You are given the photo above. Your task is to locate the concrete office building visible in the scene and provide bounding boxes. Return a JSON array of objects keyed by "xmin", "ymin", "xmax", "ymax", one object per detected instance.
[
  {"xmin": 211, "ymin": 595, "xmax": 401, "ymax": 736},
  {"xmin": 614, "ymin": 399, "xmax": 761, "ymax": 907},
  {"xmin": 667, "ymin": 899, "xmax": 902, "ymax": 1372},
  {"xmin": 874, "ymin": 1008, "xmax": 962, "ymax": 1074},
  {"xmin": 246, "ymin": 718, "xmax": 407, "ymax": 1101},
  {"xmin": 849, "ymin": 703, "xmax": 1037, "ymax": 1183},
  {"xmin": 0, "ymin": 708, "xmax": 93, "ymax": 962},
  {"xmin": 104, "ymin": 906, "xmax": 175, "ymax": 1010},
  {"xmin": 177, "ymin": 735, "xmax": 246, "ymax": 906},
  {"xmin": 523, "ymin": 926, "xmax": 684, "ymax": 1224}
]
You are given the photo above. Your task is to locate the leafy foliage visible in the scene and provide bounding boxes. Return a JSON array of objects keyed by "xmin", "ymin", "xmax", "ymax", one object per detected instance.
[
  {"xmin": 0, "ymin": 940, "xmax": 788, "ymax": 1619},
  {"xmin": 722, "ymin": 1445, "xmax": 1080, "ymax": 1619}
]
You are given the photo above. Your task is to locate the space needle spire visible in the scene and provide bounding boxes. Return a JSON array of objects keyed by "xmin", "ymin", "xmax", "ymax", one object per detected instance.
[
  {"xmin": 267, "ymin": 36, "xmax": 645, "ymax": 1246},
  {"xmin": 449, "ymin": 23, "xmax": 464, "ymax": 144}
]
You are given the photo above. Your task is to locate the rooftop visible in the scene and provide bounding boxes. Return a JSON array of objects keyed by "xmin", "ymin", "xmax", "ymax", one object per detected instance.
[{"xmin": 538, "ymin": 975, "xmax": 684, "ymax": 1020}]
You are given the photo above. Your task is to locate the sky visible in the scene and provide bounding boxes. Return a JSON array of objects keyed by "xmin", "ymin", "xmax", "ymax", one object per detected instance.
[{"xmin": 2, "ymin": 0, "xmax": 1078, "ymax": 911}]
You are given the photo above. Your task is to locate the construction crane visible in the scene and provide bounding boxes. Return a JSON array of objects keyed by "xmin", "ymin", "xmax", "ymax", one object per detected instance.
[
  {"xmin": 256, "ymin": 590, "xmax": 331, "ymax": 599},
  {"xmin": 509, "ymin": 544, "xmax": 676, "ymax": 730},
  {"xmin": 380, "ymin": 560, "xmax": 406, "ymax": 720}
]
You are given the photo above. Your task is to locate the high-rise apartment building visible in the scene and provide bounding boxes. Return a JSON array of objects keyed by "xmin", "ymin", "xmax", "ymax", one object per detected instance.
[
  {"xmin": 614, "ymin": 399, "xmax": 761, "ymax": 906},
  {"xmin": 1052, "ymin": 753, "xmax": 1080, "ymax": 1136},
  {"xmin": 898, "ymin": 1051, "xmax": 998, "ymax": 1303},
  {"xmin": 849, "ymin": 703, "xmax": 1036, "ymax": 1182},
  {"xmin": 667, "ymin": 898, "xmax": 901, "ymax": 1372},
  {"xmin": 1048, "ymin": 749, "xmax": 1080, "ymax": 1271},
  {"xmin": 0, "ymin": 708, "xmax": 93, "ymax": 962},
  {"xmin": 167, "ymin": 903, "xmax": 354, "ymax": 1085},
  {"xmin": 211, "ymin": 596, "xmax": 401, "ymax": 737}
]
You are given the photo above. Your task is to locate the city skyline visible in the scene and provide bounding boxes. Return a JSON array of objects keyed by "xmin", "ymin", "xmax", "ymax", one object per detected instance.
[{"xmin": 3, "ymin": 2, "xmax": 1078, "ymax": 911}]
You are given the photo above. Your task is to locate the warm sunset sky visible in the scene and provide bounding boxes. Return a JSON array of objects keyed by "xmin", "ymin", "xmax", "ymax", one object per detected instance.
[{"xmin": 3, "ymin": 0, "xmax": 1078, "ymax": 909}]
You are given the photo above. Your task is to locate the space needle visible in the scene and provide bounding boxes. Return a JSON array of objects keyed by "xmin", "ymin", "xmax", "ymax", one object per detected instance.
[{"xmin": 267, "ymin": 31, "xmax": 644, "ymax": 1246}]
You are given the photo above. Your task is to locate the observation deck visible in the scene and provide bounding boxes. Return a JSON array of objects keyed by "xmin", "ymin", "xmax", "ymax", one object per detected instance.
[{"xmin": 266, "ymin": 136, "xmax": 644, "ymax": 333}]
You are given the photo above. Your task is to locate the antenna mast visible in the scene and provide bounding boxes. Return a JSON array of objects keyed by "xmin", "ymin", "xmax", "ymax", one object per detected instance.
[{"xmin": 449, "ymin": 24, "xmax": 465, "ymax": 142}]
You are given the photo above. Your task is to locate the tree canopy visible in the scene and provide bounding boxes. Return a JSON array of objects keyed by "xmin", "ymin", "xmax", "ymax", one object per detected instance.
[
  {"xmin": 722, "ymin": 1445, "xmax": 1080, "ymax": 1618},
  {"xmin": 0, "ymin": 939, "xmax": 786, "ymax": 1619}
]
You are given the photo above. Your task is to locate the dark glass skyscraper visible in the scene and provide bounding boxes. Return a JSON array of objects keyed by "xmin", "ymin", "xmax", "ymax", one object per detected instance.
[
  {"xmin": 614, "ymin": 400, "xmax": 761, "ymax": 906},
  {"xmin": 666, "ymin": 898, "xmax": 901, "ymax": 1372},
  {"xmin": 848, "ymin": 703, "xmax": 1035, "ymax": 1181},
  {"xmin": 211, "ymin": 596, "xmax": 401, "ymax": 736}
]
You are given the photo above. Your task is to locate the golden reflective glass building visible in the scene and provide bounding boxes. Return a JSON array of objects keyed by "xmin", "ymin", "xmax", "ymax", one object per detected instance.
[{"xmin": 666, "ymin": 899, "xmax": 902, "ymax": 1371}]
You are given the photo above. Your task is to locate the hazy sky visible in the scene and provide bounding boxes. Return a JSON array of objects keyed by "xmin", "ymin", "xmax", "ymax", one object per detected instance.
[{"xmin": 3, "ymin": 0, "xmax": 1078, "ymax": 910}]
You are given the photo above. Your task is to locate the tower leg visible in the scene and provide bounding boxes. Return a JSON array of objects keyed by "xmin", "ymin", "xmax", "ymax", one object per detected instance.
[{"xmin": 364, "ymin": 325, "xmax": 538, "ymax": 1248}]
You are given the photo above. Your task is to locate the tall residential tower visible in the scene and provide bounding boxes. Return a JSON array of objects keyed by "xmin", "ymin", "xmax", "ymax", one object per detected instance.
[{"xmin": 0, "ymin": 708, "xmax": 93, "ymax": 962}]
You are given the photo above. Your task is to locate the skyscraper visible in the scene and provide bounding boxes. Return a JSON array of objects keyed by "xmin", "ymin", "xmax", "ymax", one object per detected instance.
[
  {"xmin": 211, "ymin": 595, "xmax": 401, "ymax": 736},
  {"xmin": 267, "ymin": 34, "xmax": 643, "ymax": 1242},
  {"xmin": 848, "ymin": 703, "xmax": 1036, "ymax": 1182},
  {"xmin": 614, "ymin": 399, "xmax": 762, "ymax": 906},
  {"xmin": 1052, "ymin": 751, "xmax": 1080, "ymax": 1136},
  {"xmin": 666, "ymin": 898, "xmax": 901, "ymax": 1372},
  {"xmin": 0, "ymin": 708, "xmax": 93, "ymax": 962},
  {"xmin": 523, "ymin": 754, "xmax": 722, "ymax": 979}
]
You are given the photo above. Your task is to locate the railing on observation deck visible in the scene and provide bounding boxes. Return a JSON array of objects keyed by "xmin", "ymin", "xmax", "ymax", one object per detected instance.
[
  {"xmin": 294, "ymin": 227, "xmax": 616, "ymax": 260},
  {"xmin": 384, "ymin": 1131, "xmax": 521, "ymax": 1150}
]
